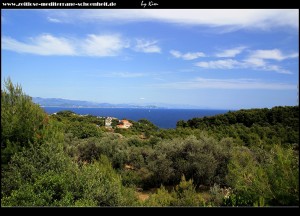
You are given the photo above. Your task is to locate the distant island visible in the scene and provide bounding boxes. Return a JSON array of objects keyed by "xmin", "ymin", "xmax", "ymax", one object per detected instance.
[
  {"xmin": 32, "ymin": 97, "xmax": 210, "ymax": 109},
  {"xmin": 32, "ymin": 97, "xmax": 161, "ymax": 109}
]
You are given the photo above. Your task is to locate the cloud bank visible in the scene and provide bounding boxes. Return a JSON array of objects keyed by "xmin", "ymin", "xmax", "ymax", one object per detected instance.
[
  {"xmin": 2, "ymin": 34, "xmax": 161, "ymax": 57},
  {"xmin": 45, "ymin": 9, "xmax": 299, "ymax": 31}
]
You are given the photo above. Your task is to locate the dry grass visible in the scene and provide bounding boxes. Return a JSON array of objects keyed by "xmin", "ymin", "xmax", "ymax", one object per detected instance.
[
  {"xmin": 136, "ymin": 192, "xmax": 150, "ymax": 201},
  {"xmin": 135, "ymin": 188, "xmax": 159, "ymax": 201}
]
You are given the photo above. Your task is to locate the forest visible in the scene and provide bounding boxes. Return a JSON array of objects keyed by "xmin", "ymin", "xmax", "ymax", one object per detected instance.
[{"xmin": 1, "ymin": 78, "xmax": 299, "ymax": 207}]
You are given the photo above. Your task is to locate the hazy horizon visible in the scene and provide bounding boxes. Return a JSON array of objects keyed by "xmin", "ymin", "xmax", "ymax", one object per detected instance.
[
  {"xmin": 2, "ymin": 9, "xmax": 299, "ymax": 110},
  {"xmin": 31, "ymin": 96, "xmax": 297, "ymax": 110}
]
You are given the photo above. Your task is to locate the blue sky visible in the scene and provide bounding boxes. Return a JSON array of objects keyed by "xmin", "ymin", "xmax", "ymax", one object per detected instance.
[{"xmin": 1, "ymin": 9, "xmax": 299, "ymax": 109}]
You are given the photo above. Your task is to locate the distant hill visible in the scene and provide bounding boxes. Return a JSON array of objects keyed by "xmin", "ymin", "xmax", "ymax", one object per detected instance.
[
  {"xmin": 32, "ymin": 97, "xmax": 160, "ymax": 109},
  {"xmin": 179, "ymin": 106, "xmax": 299, "ymax": 129}
]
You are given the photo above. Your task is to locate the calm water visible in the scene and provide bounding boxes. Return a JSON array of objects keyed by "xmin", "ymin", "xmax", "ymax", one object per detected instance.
[{"xmin": 42, "ymin": 107, "xmax": 230, "ymax": 129}]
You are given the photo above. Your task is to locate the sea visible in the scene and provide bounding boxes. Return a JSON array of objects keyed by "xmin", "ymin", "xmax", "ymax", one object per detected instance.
[{"xmin": 42, "ymin": 107, "xmax": 230, "ymax": 129}]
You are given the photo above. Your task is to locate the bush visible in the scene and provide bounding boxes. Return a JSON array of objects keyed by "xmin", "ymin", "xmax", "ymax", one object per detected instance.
[
  {"xmin": 172, "ymin": 176, "xmax": 205, "ymax": 206},
  {"xmin": 226, "ymin": 145, "xmax": 299, "ymax": 206},
  {"xmin": 145, "ymin": 176, "xmax": 205, "ymax": 207},
  {"xmin": 145, "ymin": 186, "xmax": 175, "ymax": 206},
  {"xmin": 1, "ymin": 78, "xmax": 48, "ymax": 164}
]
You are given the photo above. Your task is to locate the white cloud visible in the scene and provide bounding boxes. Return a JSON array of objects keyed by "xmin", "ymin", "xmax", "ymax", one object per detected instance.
[
  {"xmin": 195, "ymin": 59, "xmax": 241, "ymax": 69},
  {"xmin": 170, "ymin": 50, "xmax": 206, "ymax": 60},
  {"xmin": 215, "ymin": 46, "xmax": 246, "ymax": 57},
  {"xmin": 195, "ymin": 48, "xmax": 296, "ymax": 74},
  {"xmin": 174, "ymin": 48, "xmax": 296, "ymax": 74},
  {"xmin": 82, "ymin": 34, "xmax": 129, "ymax": 56},
  {"xmin": 102, "ymin": 72, "xmax": 146, "ymax": 78},
  {"xmin": 46, "ymin": 9, "xmax": 299, "ymax": 30},
  {"xmin": 240, "ymin": 49, "xmax": 298, "ymax": 74},
  {"xmin": 170, "ymin": 50, "xmax": 181, "ymax": 58},
  {"xmin": 134, "ymin": 39, "xmax": 161, "ymax": 53},
  {"xmin": 243, "ymin": 57, "xmax": 292, "ymax": 74},
  {"xmin": 47, "ymin": 17, "xmax": 62, "ymax": 23},
  {"xmin": 248, "ymin": 49, "xmax": 298, "ymax": 61},
  {"xmin": 2, "ymin": 34, "xmax": 130, "ymax": 57},
  {"xmin": 243, "ymin": 57, "xmax": 266, "ymax": 67},
  {"xmin": 153, "ymin": 77, "xmax": 296, "ymax": 90},
  {"xmin": 195, "ymin": 59, "xmax": 293, "ymax": 75},
  {"xmin": 262, "ymin": 65, "xmax": 292, "ymax": 75},
  {"xmin": 2, "ymin": 34, "xmax": 76, "ymax": 56}
]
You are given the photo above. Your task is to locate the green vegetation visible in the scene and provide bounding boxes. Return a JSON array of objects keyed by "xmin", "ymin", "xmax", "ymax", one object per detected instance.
[
  {"xmin": 1, "ymin": 79, "xmax": 298, "ymax": 207},
  {"xmin": 1, "ymin": 78, "xmax": 48, "ymax": 166}
]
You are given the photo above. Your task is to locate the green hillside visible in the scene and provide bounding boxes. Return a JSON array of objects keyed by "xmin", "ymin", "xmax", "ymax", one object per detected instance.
[{"xmin": 1, "ymin": 79, "xmax": 298, "ymax": 207}]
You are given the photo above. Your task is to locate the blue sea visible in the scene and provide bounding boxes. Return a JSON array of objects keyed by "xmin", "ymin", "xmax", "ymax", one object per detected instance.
[{"xmin": 42, "ymin": 107, "xmax": 230, "ymax": 129}]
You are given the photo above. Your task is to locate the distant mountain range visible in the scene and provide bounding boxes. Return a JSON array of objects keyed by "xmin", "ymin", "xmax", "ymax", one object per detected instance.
[
  {"xmin": 32, "ymin": 97, "xmax": 215, "ymax": 109},
  {"xmin": 32, "ymin": 97, "xmax": 161, "ymax": 109}
]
